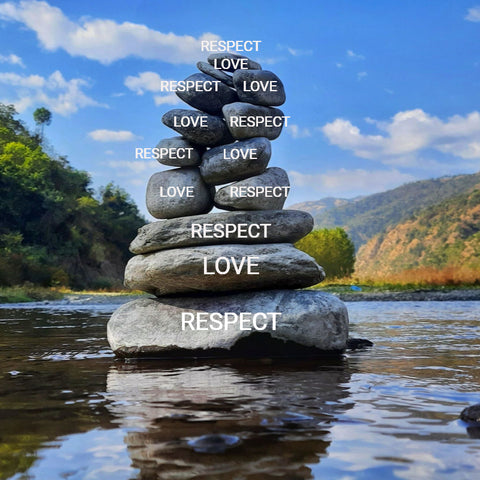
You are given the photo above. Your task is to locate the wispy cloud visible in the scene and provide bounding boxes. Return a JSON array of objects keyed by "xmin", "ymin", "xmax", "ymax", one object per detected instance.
[
  {"xmin": 465, "ymin": 6, "xmax": 480, "ymax": 22},
  {"xmin": 347, "ymin": 49, "xmax": 365, "ymax": 60},
  {"xmin": 0, "ymin": 0, "xmax": 220, "ymax": 64},
  {"xmin": 289, "ymin": 168, "xmax": 415, "ymax": 197},
  {"xmin": 287, "ymin": 124, "xmax": 312, "ymax": 139},
  {"xmin": 0, "ymin": 53, "xmax": 24, "ymax": 67},
  {"xmin": 322, "ymin": 109, "xmax": 480, "ymax": 164},
  {"xmin": 88, "ymin": 129, "xmax": 141, "ymax": 142},
  {"xmin": 0, "ymin": 69, "xmax": 105, "ymax": 115},
  {"xmin": 124, "ymin": 71, "xmax": 181, "ymax": 106},
  {"xmin": 357, "ymin": 71, "xmax": 367, "ymax": 80}
]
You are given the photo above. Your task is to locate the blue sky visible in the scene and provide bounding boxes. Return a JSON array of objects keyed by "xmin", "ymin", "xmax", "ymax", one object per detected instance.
[{"xmin": 0, "ymin": 0, "xmax": 479, "ymax": 218}]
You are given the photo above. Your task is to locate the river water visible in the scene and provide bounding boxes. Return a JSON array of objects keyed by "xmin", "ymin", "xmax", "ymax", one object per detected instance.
[{"xmin": 1, "ymin": 300, "xmax": 479, "ymax": 479}]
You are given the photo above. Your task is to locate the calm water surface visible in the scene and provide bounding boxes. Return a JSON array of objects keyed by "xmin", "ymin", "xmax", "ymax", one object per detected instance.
[{"xmin": 1, "ymin": 300, "xmax": 479, "ymax": 479}]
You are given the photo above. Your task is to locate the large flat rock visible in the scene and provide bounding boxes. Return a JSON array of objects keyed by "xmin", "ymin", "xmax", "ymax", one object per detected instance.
[
  {"xmin": 130, "ymin": 210, "xmax": 314, "ymax": 254},
  {"xmin": 124, "ymin": 243, "xmax": 325, "ymax": 295},
  {"xmin": 107, "ymin": 290, "xmax": 349, "ymax": 357}
]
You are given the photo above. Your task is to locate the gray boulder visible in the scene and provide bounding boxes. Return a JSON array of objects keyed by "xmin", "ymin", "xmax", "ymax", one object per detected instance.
[
  {"xmin": 162, "ymin": 109, "xmax": 233, "ymax": 146},
  {"xmin": 196, "ymin": 61, "xmax": 234, "ymax": 87},
  {"xmin": 130, "ymin": 209, "xmax": 314, "ymax": 254},
  {"xmin": 222, "ymin": 102, "xmax": 286, "ymax": 140},
  {"xmin": 176, "ymin": 72, "xmax": 238, "ymax": 116},
  {"xmin": 146, "ymin": 167, "xmax": 214, "ymax": 219},
  {"xmin": 156, "ymin": 137, "xmax": 202, "ymax": 167},
  {"xmin": 215, "ymin": 167, "xmax": 290, "ymax": 211},
  {"xmin": 233, "ymin": 70, "xmax": 286, "ymax": 106},
  {"xmin": 207, "ymin": 52, "xmax": 261, "ymax": 72},
  {"xmin": 199, "ymin": 137, "xmax": 271, "ymax": 185},
  {"xmin": 124, "ymin": 243, "xmax": 324, "ymax": 295},
  {"xmin": 107, "ymin": 290, "xmax": 348, "ymax": 357}
]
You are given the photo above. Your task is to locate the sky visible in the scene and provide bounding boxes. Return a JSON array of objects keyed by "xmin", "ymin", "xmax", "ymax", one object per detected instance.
[{"xmin": 0, "ymin": 0, "xmax": 479, "ymax": 218}]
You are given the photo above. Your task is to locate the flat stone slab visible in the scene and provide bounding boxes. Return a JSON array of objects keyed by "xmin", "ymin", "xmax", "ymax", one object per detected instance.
[
  {"xmin": 222, "ymin": 102, "xmax": 285, "ymax": 140},
  {"xmin": 207, "ymin": 52, "xmax": 261, "ymax": 72},
  {"xmin": 146, "ymin": 167, "xmax": 214, "ymax": 219},
  {"xmin": 233, "ymin": 70, "xmax": 286, "ymax": 106},
  {"xmin": 124, "ymin": 243, "xmax": 325, "ymax": 295},
  {"xmin": 156, "ymin": 137, "xmax": 202, "ymax": 167},
  {"xmin": 130, "ymin": 209, "xmax": 314, "ymax": 254},
  {"xmin": 107, "ymin": 290, "xmax": 349, "ymax": 357},
  {"xmin": 162, "ymin": 109, "xmax": 233, "ymax": 147},
  {"xmin": 176, "ymin": 72, "xmax": 238, "ymax": 116},
  {"xmin": 215, "ymin": 167, "xmax": 290, "ymax": 211},
  {"xmin": 199, "ymin": 137, "xmax": 271, "ymax": 185}
]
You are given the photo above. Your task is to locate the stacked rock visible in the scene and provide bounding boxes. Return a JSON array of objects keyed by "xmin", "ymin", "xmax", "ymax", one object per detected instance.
[{"xmin": 107, "ymin": 52, "xmax": 349, "ymax": 358}]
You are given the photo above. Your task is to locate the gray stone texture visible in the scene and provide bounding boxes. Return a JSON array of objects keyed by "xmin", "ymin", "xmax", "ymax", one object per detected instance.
[
  {"xmin": 207, "ymin": 52, "xmax": 261, "ymax": 72},
  {"xmin": 233, "ymin": 70, "xmax": 286, "ymax": 106},
  {"xmin": 156, "ymin": 137, "xmax": 202, "ymax": 167},
  {"xmin": 196, "ymin": 61, "xmax": 234, "ymax": 87},
  {"xmin": 107, "ymin": 290, "xmax": 349, "ymax": 356},
  {"xmin": 222, "ymin": 102, "xmax": 285, "ymax": 140},
  {"xmin": 215, "ymin": 167, "xmax": 290, "ymax": 211},
  {"xmin": 146, "ymin": 167, "xmax": 214, "ymax": 219},
  {"xmin": 129, "ymin": 209, "xmax": 314, "ymax": 254},
  {"xmin": 124, "ymin": 243, "xmax": 325, "ymax": 296},
  {"xmin": 199, "ymin": 137, "xmax": 271, "ymax": 185},
  {"xmin": 162, "ymin": 109, "xmax": 233, "ymax": 147},
  {"xmin": 175, "ymin": 72, "xmax": 238, "ymax": 116}
]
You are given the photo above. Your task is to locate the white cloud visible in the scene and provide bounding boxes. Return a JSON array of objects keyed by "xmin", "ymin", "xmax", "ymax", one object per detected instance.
[
  {"xmin": 357, "ymin": 71, "xmax": 367, "ymax": 80},
  {"xmin": 465, "ymin": 6, "xmax": 480, "ymax": 22},
  {"xmin": 0, "ymin": 53, "xmax": 24, "ymax": 67},
  {"xmin": 347, "ymin": 49, "xmax": 365, "ymax": 60},
  {"xmin": 88, "ymin": 130, "xmax": 140, "ymax": 142},
  {"xmin": 0, "ymin": 69, "xmax": 105, "ymax": 115},
  {"xmin": 124, "ymin": 71, "xmax": 181, "ymax": 106},
  {"xmin": 289, "ymin": 168, "xmax": 416, "ymax": 197},
  {"xmin": 107, "ymin": 160, "xmax": 158, "ymax": 174},
  {"xmin": 287, "ymin": 124, "xmax": 312, "ymax": 139},
  {"xmin": 336, "ymin": 62, "xmax": 343, "ymax": 68},
  {"xmin": 0, "ymin": 0, "xmax": 220, "ymax": 64},
  {"xmin": 287, "ymin": 47, "xmax": 313, "ymax": 56},
  {"xmin": 322, "ymin": 109, "xmax": 480, "ymax": 163}
]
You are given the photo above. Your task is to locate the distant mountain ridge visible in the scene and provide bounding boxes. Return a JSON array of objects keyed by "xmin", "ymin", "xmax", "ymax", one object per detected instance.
[
  {"xmin": 355, "ymin": 188, "xmax": 480, "ymax": 279},
  {"xmin": 291, "ymin": 172, "xmax": 480, "ymax": 249}
]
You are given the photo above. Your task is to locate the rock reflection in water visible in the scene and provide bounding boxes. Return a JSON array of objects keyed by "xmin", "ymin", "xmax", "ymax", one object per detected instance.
[{"xmin": 106, "ymin": 359, "xmax": 352, "ymax": 479}]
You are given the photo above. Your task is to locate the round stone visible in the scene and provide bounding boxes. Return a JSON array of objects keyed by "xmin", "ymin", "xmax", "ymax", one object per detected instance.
[
  {"xmin": 207, "ymin": 52, "xmax": 261, "ymax": 72},
  {"xmin": 196, "ymin": 61, "xmax": 234, "ymax": 87},
  {"xmin": 156, "ymin": 137, "xmax": 202, "ymax": 167},
  {"xmin": 215, "ymin": 167, "xmax": 290, "ymax": 211},
  {"xmin": 146, "ymin": 167, "xmax": 214, "ymax": 219},
  {"xmin": 124, "ymin": 243, "xmax": 325, "ymax": 295},
  {"xmin": 222, "ymin": 102, "xmax": 285, "ymax": 140},
  {"xmin": 199, "ymin": 137, "xmax": 271, "ymax": 185},
  {"xmin": 175, "ymin": 72, "xmax": 238, "ymax": 116},
  {"xmin": 162, "ymin": 109, "xmax": 234, "ymax": 147},
  {"xmin": 233, "ymin": 70, "xmax": 286, "ymax": 106}
]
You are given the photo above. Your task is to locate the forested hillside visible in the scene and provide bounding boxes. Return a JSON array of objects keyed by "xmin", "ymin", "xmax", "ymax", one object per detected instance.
[
  {"xmin": 355, "ymin": 189, "xmax": 480, "ymax": 282},
  {"xmin": 0, "ymin": 104, "xmax": 145, "ymax": 289},
  {"xmin": 293, "ymin": 173, "xmax": 480, "ymax": 248}
]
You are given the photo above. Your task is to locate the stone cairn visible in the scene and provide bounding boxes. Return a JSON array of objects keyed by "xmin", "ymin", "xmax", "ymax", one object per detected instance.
[{"xmin": 107, "ymin": 53, "xmax": 349, "ymax": 358}]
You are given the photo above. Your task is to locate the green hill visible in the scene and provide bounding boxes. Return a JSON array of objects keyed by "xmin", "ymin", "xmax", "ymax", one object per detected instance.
[
  {"xmin": 0, "ymin": 104, "xmax": 145, "ymax": 289},
  {"xmin": 355, "ymin": 188, "xmax": 480, "ymax": 281},
  {"xmin": 292, "ymin": 173, "xmax": 480, "ymax": 248}
]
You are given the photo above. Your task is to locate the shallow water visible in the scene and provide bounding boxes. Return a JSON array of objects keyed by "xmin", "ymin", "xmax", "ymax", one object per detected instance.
[{"xmin": 1, "ymin": 300, "xmax": 479, "ymax": 479}]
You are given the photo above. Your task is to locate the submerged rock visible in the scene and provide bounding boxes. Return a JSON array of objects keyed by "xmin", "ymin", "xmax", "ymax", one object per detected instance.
[
  {"xmin": 107, "ymin": 290, "xmax": 349, "ymax": 357},
  {"xmin": 187, "ymin": 434, "xmax": 241, "ymax": 453}
]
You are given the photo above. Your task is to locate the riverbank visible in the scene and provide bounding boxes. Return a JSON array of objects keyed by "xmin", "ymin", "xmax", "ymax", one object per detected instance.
[{"xmin": 335, "ymin": 289, "xmax": 480, "ymax": 302}]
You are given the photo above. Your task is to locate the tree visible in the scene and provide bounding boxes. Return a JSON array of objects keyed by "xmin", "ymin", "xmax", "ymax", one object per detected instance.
[
  {"xmin": 295, "ymin": 227, "xmax": 356, "ymax": 279},
  {"xmin": 33, "ymin": 107, "xmax": 52, "ymax": 140}
]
